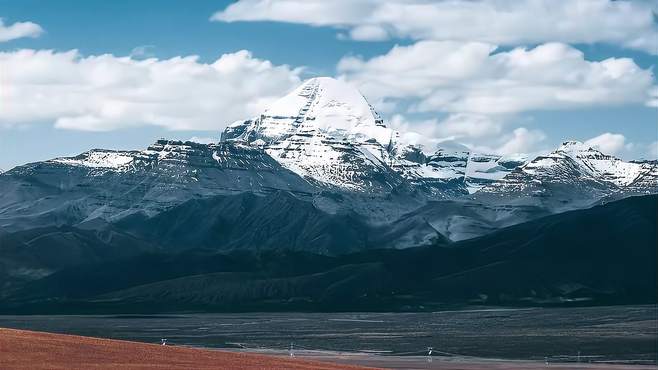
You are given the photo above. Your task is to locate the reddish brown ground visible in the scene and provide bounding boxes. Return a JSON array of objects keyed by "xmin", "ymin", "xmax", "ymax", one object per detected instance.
[
  {"xmin": 0, "ymin": 328, "xmax": 377, "ymax": 370},
  {"xmin": 2, "ymin": 328, "xmax": 654, "ymax": 370}
]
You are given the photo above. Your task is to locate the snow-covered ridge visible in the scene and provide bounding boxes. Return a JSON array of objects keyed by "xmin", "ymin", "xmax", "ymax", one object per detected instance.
[
  {"xmin": 221, "ymin": 77, "xmax": 527, "ymax": 193},
  {"xmin": 465, "ymin": 153, "xmax": 526, "ymax": 193},
  {"xmin": 521, "ymin": 141, "xmax": 648, "ymax": 187},
  {"xmin": 223, "ymin": 77, "xmax": 395, "ymax": 146},
  {"xmin": 389, "ymin": 144, "xmax": 525, "ymax": 195},
  {"xmin": 265, "ymin": 133, "xmax": 396, "ymax": 191},
  {"xmin": 43, "ymin": 79, "xmax": 654, "ymax": 198},
  {"xmin": 476, "ymin": 140, "xmax": 658, "ymax": 201},
  {"xmin": 221, "ymin": 77, "xmax": 403, "ymax": 190},
  {"xmin": 52, "ymin": 149, "xmax": 137, "ymax": 170},
  {"xmin": 48, "ymin": 140, "xmax": 223, "ymax": 174}
]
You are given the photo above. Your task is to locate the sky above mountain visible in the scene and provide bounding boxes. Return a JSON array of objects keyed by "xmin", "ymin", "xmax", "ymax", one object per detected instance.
[{"xmin": 0, "ymin": 0, "xmax": 657, "ymax": 170}]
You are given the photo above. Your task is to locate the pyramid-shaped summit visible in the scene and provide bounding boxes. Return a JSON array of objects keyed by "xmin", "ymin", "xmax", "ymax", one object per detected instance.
[{"xmin": 221, "ymin": 77, "xmax": 395, "ymax": 146}]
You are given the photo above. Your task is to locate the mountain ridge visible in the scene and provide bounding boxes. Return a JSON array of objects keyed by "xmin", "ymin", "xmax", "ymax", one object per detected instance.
[
  {"xmin": 0, "ymin": 76, "xmax": 656, "ymax": 250},
  {"xmin": 3, "ymin": 194, "xmax": 655, "ymax": 313}
]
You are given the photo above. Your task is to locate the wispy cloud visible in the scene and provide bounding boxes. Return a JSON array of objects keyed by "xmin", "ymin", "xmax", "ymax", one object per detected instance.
[{"xmin": 130, "ymin": 45, "xmax": 156, "ymax": 59}]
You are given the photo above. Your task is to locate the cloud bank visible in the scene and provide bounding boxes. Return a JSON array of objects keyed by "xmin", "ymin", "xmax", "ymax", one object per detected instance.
[
  {"xmin": 338, "ymin": 41, "xmax": 655, "ymax": 115},
  {"xmin": 0, "ymin": 49, "xmax": 302, "ymax": 131},
  {"xmin": 212, "ymin": 0, "xmax": 658, "ymax": 54}
]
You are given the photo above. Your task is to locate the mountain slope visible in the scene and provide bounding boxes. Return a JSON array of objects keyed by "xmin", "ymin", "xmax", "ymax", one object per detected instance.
[
  {"xmin": 476, "ymin": 141, "xmax": 658, "ymax": 212},
  {"xmin": 427, "ymin": 194, "xmax": 657, "ymax": 304},
  {"xmin": 3, "ymin": 78, "xmax": 655, "ymax": 243},
  {"xmin": 0, "ymin": 140, "xmax": 318, "ymax": 232},
  {"xmin": 221, "ymin": 77, "xmax": 522, "ymax": 197},
  {"xmin": 115, "ymin": 190, "xmax": 449, "ymax": 254},
  {"xmin": 4, "ymin": 194, "xmax": 655, "ymax": 313},
  {"xmin": 0, "ymin": 222, "xmax": 153, "ymax": 294}
]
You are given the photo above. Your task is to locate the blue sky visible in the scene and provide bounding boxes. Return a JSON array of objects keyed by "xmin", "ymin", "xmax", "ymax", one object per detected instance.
[{"xmin": 0, "ymin": 0, "xmax": 657, "ymax": 170}]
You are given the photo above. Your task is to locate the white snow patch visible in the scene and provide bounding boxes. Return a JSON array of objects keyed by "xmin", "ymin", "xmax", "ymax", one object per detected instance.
[{"xmin": 53, "ymin": 150, "xmax": 135, "ymax": 170}]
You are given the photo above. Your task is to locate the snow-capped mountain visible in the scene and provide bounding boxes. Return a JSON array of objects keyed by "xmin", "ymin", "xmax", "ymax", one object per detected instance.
[
  {"xmin": 390, "ymin": 147, "xmax": 527, "ymax": 196},
  {"xmin": 465, "ymin": 153, "xmax": 527, "ymax": 193},
  {"xmin": 221, "ymin": 77, "xmax": 520, "ymax": 195},
  {"xmin": 222, "ymin": 77, "xmax": 405, "ymax": 191},
  {"xmin": 222, "ymin": 77, "xmax": 395, "ymax": 146},
  {"xmin": 2, "ymin": 76, "xmax": 657, "ymax": 313},
  {"xmin": 476, "ymin": 141, "xmax": 658, "ymax": 210},
  {"xmin": 0, "ymin": 77, "xmax": 656, "ymax": 251},
  {"xmin": 0, "ymin": 139, "xmax": 319, "ymax": 231}
]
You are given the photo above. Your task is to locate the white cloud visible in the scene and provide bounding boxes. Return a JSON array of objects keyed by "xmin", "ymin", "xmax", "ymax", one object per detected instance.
[
  {"xmin": 493, "ymin": 127, "xmax": 547, "ymax": 156},
  {"xmin": 0, "ymin": 49, "xmax": 302, "ymax": 131},
  {"xmin": 388, "ymin": 114, "xmax": 442, "ymax": 149},
  {"xmin": 389, "ymin": 113, "xmax": 501, "ymax": 149},
  {"xmin": 348, "ymin": 25, "xmax": 389, "ymax": 41},
  {"xmin": 187, "ymin": 136, "xmax": 217, "ymax": 144},
  {"xmin": 584, "ymin": 132, "xmax": 627, "ymax": 154},
  {"xmin": 0, "ymin": 18, "xmax": 43, "ymax": 42},
  {"xmin": 212, "ymin": 0, "xmax": 658, "ymax": 54},
  {"xmin": 388, "ymin": 113, "xmax": 542, "ymax": 156},
  {"xmin": 338, "ymin": 41, "xmax": 655, "ymax": 115},
  {"xmin": 434, "ymin": 113, "xmax": 503, "ymax": 139}
]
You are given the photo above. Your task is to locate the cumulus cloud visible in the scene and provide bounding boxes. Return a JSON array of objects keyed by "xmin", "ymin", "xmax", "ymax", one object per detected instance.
[
  {"xmin": 389, "ymin": 114, "xmax": 499, "ymax": 149},
  {"xmin": 491, "ymin": 127, "xmax": 547, "ymax": 156},
  {"xmin": 338, "ymin": 41, "xmax": 655, "ymax": 115},
  {"xmin": 0, "ymin": 18, "xmax": 43, "ymax": 42},
  {"xmin": 388, "ymin": 113, "xmax": 542, "ymax": 156},
  {"xmin": 433, "ymin": 113, "xmax": 503, "ymax": 139},
  {"xmin": 212, "ymin": 0, "xmax": 658, "ymax": 54},
  {"xmin": 388, "ymin": 114, "xmax": 443, "ymax": 149},
  {"xmin": 187, "ymin": 136, "xmax": 217, "ymax": 144},
  {"xmin": 0, "ymin": 49, "xmax": 302, "ymax": 131},
  {"xmin": 584, "ymin": 132, "xmax": 627, "ymax": 155}
]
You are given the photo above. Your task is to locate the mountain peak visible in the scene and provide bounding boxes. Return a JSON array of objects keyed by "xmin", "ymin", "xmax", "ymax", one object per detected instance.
[
  {"xmin": 510, "ymin": 139, "xmax": 653, "ymax": 189},
  {"xmin": 555, "ymin": 140, "xmax": 614, "ymax": 162},
  {"xmin": 222, "ymin": 77, "xmax": 395, "ymax": 146},
  {"xmin": 557, "ymin": 140, "xmax": 591, "ymax": 152}
]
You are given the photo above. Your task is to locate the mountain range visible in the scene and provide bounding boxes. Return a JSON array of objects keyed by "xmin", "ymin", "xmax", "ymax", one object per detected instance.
[
  {"xmin": 2, "ymin": 194, "xmax": 655, "ymax": 313},
  {"xmin": 0, "ymin": 77, "xmax": 655, "ymax": 312}
]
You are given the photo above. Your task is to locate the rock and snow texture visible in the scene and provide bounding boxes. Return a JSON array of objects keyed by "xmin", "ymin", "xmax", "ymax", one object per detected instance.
[
  {"xmin": 478, "ymin": 141, "xmax": 658, "ymax": 203},
  {"xmin": 2, "ymin": 77, "xmax": 658, "ymax": 249},
  {"xmin": 11, "ymin": 77, "xmax": 655, "ymax": 207},
  {"xmin": 220, "ymin": 76, "xmax": 657, "ymax": 198},
  {"xmin": 220, "ymin": 77, "xmax": 520, "ymax": 193},
  {"xmin": 388, "ymin": 143, "xmax": 523, "ymax": 196},
  {"xmin": 52, "ymin": 150, "xmax": 137, "ymax": 171},
  {"xmin": 264, "ymin": 134, "xmax": 401, "ymax": 191},
  {"xmin": 520, "ymin": 141, "xmax": 653, "ymax": 188},
  {"xmin": 222, "ymin": 77, "xmax": 395, "ymax": 146},
  {"xmin": 465, "ymin": 154, "xmax": 527, "ymax": 194},
  {"xmin": 222, "ymin": 77, "xmax": 406, "ymax": 191}
]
